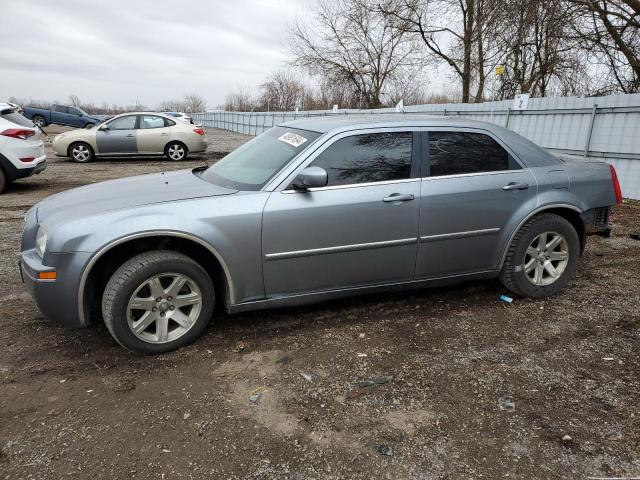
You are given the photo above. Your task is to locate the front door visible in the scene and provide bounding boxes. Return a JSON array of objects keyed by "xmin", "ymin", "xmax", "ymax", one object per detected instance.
[
  {"xmin": 416, "ymin": 130, "xmax": 538, "ymax": 278},
  {"xmin": 96, "ymin": 115, "xmax": 138, "ymax": 154},
  {"xmin": 262, "ymin": 130, "xmax": 421, "ymax": 297}
]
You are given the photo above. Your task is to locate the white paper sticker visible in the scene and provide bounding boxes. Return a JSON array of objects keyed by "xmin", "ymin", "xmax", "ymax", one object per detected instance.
[{"xmin": 278, "ymin": 132, "xmax": 308, "ymax": 148}]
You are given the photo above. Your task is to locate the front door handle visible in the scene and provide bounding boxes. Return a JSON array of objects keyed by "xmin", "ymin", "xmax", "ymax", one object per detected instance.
[
  {"xmin": 502, "ymin": 182, "xmax": 529, "ymax": 191},
  {"xmin": 383, "ymin": 193, "xmax": 415, "ymax": 203},
  {"xmin": 160, "ymin": 133, "xmax": 168, "ymax": 136},
  {"xmin": 126, "ymin": 134, "xmax": 134, "ymax": 138}
]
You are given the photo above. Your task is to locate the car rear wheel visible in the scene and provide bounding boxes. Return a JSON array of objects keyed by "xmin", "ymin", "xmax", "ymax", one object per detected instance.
[
  {"xmin": 0, "ymin": 168, "xmax": 6, "ymax": 194},
  {"xmin": 69, "ymin": 142, "xmax": 95, "ymax": 163},
  {"xmin": 32, "ymin": 115, "xmax": 46, "ymax": 128},
  {"xmin": 165, "ymin": 142, "xmax": 188, "ymax": 161},
  {"xmin": 500, "ymin": 213, "xmax": 580, "ymax": 298},
  {"xmin": 102, "ymin": 251, "xmax": 215, "ymax": 354}
]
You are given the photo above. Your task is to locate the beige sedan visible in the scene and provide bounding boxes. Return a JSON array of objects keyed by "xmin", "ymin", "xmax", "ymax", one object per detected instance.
[{"xmin": 52, "ymin": 112, "xmax": 207, "ymax": 162}]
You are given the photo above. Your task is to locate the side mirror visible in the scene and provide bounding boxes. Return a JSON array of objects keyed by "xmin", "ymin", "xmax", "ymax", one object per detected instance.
[
  {"xmin": 99, "ymin": 124, "xmax": 109, "ymax": 131},
  {"xmin": 293, "ymin": 167, "xmax": 328, "ymax": 190}
]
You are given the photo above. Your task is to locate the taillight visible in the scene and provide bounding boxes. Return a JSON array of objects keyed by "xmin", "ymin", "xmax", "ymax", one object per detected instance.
[
  {"xmin": 1, "ymin": 128, "xmax": 35, "ymax": 140},
  {"xmin": 20, "ymin": 157, "xmax": 35, "ymax": 163},
  {"xmin": 193, "ymin": 128, "xmax": 205, "ymax": 135},
  {"xmin": 609, "ymin": 164, "xmax": 623, "ymax": 205}
]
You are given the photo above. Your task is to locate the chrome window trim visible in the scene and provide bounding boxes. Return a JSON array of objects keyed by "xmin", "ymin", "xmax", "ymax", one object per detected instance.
[
  {"xmin": 77, "ymin": 230, "xmax": 235, "ymax": 326},
  {"xmin": 265, "ymin": 237, "xmax": 417, "ymax": 261},
  {"xmin": 420, "ymin": 170, "xmax": 523, "ymax": 181},
  {"xmin": 420, "ymin": 228, "xmax": 501, "ymax": 242},
  {"xmin": 282, "ymin": 177, "xmax": 421, "ymax": 194}
]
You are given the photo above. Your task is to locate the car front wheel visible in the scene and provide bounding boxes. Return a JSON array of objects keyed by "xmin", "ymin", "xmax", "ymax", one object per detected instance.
[
  {"xmin": 102, "ymin": 251, "xmax": 215, "ymax": 354},
  {"xmin": 165, "ymin": 142, "xmax": 188, "ymax": 161},
  {"xmin": 500, "ymin": 213, "xmax": 580, "ymax": 298},
  {"xmin": 69, "ymin": 142, "xmax": 95, "ymax": 163}
]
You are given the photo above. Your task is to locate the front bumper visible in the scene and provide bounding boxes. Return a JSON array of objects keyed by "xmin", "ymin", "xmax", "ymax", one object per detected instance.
[{"xmin": 20, "ymin": 248, "xmax": 92, "ymax": 328}]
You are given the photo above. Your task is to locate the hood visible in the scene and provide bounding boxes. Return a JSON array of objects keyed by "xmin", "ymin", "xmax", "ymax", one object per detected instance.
[{"xmin": 37, "ymin": 169, "xmax": 237, "ymax": 224}]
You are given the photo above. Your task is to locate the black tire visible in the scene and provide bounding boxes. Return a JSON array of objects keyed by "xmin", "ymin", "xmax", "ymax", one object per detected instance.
[
  {"xmin": 165, "ymin": 141, "xmax": 188, "ymax": 161},
  {"xmin": 83, "ymin": 123, "xmax": 94, "ymax": 129},
  {"xmin": 68, "ymin": 142, "xmax": 95, "ymax": 163},
  {"xmin": 32, "ymin": 115, "xmax": 46, "ymax": 128},
  {"xmin": 500, "ymin": 213, "xmax": 580, "ymax": 298},
  {"xmin": 102, "ymin": 251, "xmax": 215, "ymax": 354},
  {"xmin": 0, "ymin": 168, "xmax": 6, "ymax": 194}
]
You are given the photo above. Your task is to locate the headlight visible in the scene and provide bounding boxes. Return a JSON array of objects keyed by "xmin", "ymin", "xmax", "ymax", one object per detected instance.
[{"xmin": 35, "ymin": 227, "xmax": 48, "ymax": 258}]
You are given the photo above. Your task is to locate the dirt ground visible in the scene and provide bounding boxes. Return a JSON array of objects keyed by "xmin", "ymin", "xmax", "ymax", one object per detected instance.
[{"xmin": 1, "ymin": 125, "xmax": 639, "ymax": 479}]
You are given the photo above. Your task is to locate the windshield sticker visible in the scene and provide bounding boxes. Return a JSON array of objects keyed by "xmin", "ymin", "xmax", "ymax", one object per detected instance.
[{"xmin": 278, "ymin": 132, "xmax": 308, "ymax": 148}]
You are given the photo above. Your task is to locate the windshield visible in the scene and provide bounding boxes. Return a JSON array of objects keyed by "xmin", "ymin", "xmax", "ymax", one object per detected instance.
[{"xmin": 200, "ymin": 126, "xmax": 322, "ymax": 190}]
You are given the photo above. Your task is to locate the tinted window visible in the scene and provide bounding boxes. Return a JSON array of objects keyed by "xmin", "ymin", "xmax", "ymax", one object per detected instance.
[
  {"xmin": 164, "ymin": 118, "xmax": 176, "ymax": 127},
  {"xmin": 68, "ymin": 107, "xmax": 82, "ymax": 116},
  {"xmin": 108, "ymin": 115, "xmax": 137, "ymax": 130},
  {"xmin": 54, "ymin": 105, "xmax": 68, "ymax": 113},
  {"xmin": 139, "ymin": 115, "xmax": 166, "ymax": 129},
  {"xmin": 200, "ymin": 127, "xmax": 321, "ymax": 190},
  {"xmin": 428, "ymin": 132, "xmax": 517, "ymax": 177},
  {"xmin": 310, "ymin": 132, "xmax": 413, "ymax": 187}
]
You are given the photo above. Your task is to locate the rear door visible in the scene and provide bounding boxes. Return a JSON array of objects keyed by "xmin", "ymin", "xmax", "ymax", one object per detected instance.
[
  {"xmin": 262, "ymin": 129, "xmax": 421, "ymax": 296},
  {"xmin": 136, "ymin": 115, "xmax": 173, "ymax": 153},
  {"xmin": 95, "ymin": 115, "xmax": 138, "ymax": 154},
  {"xmin": 416, "ymin": 129, "xmax": 538, "ymax": 278}
]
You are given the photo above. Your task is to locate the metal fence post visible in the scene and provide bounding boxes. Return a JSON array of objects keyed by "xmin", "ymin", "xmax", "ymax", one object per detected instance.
[{"xmin": 584, "ymin": 104, "xmax": 598, "ymax": 157}]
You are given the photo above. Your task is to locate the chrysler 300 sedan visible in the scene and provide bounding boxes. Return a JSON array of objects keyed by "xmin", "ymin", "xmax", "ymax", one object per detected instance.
[
  {"xmin": 52, "ymin": 112, "xmax": 207, "ymax": 162},
  {"xmin": 21, "ymin": 115, "xmax": 621, "ymax": 354}
]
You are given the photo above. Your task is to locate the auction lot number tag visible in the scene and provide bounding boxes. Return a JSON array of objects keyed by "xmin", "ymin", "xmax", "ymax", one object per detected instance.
[{"xmin": 278, "ymin": 132, "xmax": 308, "ymax": 148}]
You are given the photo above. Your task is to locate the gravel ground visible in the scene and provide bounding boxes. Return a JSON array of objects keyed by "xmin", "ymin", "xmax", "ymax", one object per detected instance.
[{"xmin": 1, "ymin": 126, "xmax": 639, "ymax": 479}]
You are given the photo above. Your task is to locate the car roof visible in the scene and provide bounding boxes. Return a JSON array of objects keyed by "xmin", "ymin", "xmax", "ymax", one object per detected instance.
[
  {"xmin": 281, "ymin": 114, "xmax": 504, "ymax": 134},
  {"xmin": 108, "ymin": 112, "xmax": 175, "ymax": 120}
]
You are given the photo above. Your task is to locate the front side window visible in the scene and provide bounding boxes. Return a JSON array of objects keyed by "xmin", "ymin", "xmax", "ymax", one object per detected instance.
[
  {"xmin": 200, "ymin": 126, "xmax": 321, "ymax": 190},
  {"xmin": 310, "ymin": 132, "xmax": 413, "ymax": 187},
  {"xmin": 428, "ymin": 132, "xmax": 518, "ymax": 177},
  {"xmin": 107, "ymin": 115, "xmax": 137, "ymax": 130},
  {"xmin": 139, "ymin": 115, "xmax": 166, "ymax": 129},
  {"xmin": 68, "ymin": 107, "xmax": 82, "ymax": 116}
]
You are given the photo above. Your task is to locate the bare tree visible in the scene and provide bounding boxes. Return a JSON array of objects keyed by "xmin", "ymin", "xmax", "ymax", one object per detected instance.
[
  {"xmin": 379, "ymin": 0, "xmax": 500, "ymax": 103},
  {"xmin": 258, "ymin": 70, "xmax": 307, "ymax": 111},
  {"xmin": 183, "ymin": 93, "xmax": 207, "ymax": 113},
  {"xmin": 289, "ymin": 0, "xmax": 424, "ymax": 108},
  {"xmin": 567, "ymin": 0, "xmax": 640, "ymax": 93},
  {"xmin": 224, "ymin": 87, "xmax": 257, "ymax": 111},
  {"xmin": 68, "ymin": 94, "xmax": 81, "ymax": 107},
  {"xmin": 491, "ymin": 0, "xmax": 588, "ymax": 98}
]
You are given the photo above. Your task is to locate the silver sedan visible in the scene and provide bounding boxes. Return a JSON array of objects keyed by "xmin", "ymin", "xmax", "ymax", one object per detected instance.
[{"xmin": 52, "ymin": 112, "xmax": 207, "ymax": 162}]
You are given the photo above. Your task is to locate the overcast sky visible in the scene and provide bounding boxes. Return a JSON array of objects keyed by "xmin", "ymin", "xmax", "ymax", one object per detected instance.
[{"xmin": 0, "ymin": 0, "xmax": 315, "ymax": 109}]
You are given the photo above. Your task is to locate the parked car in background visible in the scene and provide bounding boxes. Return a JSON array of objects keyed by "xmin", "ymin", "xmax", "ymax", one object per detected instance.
[
  {"xmin": 164, "ymin": 112, "xmax": 193, "ymax": 124},
  {"xmin": 22, "ymin": 104, "xmax": 100, "ymax": 129},
  {"xmin": 52, "ymin": 112, "xmax": 207, "ymax": 162},
  {"xmin": 21, "ymin": 115, "xmax": 621, "ymax": 354},
  {"xmin": 0, "ymin": 102, "xmax": 46, "ymax": 193}
]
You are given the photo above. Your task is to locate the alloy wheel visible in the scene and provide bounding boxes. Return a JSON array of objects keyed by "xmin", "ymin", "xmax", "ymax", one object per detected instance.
[
  {"xmin": 523, "ymin": 231, "xmax": 569, "ymax": 286},
  {"xmin": 168, "ymin": 144, "xmax": 185, "ymax": 160},
  {"xmin": 72, "ymin": 144, "xmax": 90, "ymax": 162},
  {"xmin": 127, "ymin": 273, "xmax": 202, "ymax": 344}
]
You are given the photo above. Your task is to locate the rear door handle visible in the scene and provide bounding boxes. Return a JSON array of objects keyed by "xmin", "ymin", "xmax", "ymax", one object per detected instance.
[
  {"xmin": 126, "ymin": 134, "xmax": 134, "ymax": 138},
  {"xmin": 383, "ymin": 193, "xmax": 415, "ymax": 203},
  {"xmin": 502, "ymin": 182, "xmax": 529, "ymax": 191},
  {"xmin": 160, "ymin": 133, "xmax": 168, "ymax": 136}
]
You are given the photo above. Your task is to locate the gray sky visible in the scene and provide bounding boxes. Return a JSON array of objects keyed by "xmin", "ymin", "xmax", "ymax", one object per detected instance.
[{"xmin": 0, "ymin": 0, "xmax": 314, "ymax": 109}]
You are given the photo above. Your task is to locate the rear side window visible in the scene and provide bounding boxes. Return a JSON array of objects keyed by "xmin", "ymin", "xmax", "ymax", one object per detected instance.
[
  {"xmin": 107, "ymin": 115, "xmax": 137, "ymax": 130},
  {"xmin": 427, "ymin": 132, "xmax": 518, "ymax": 177},
  {"xmin": 310, "ymin": 132, "xmax": 413, "ymax": 187},
  {"xmin": 164, "ymin": 118, "xmax": 176, "ymax": 127},
  {"xmin": 1, "ymin": 111, "xmax": 34, "ymax": 127},
  {"xmin": 139, "ymin": 115, "xmax": 166, "ymax": 129},
  {"xmin": 54, "ymin": 105, "xmax": 68, "ymax": 113}
]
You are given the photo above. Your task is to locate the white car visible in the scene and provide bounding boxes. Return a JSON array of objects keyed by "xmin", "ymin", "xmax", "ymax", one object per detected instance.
[
  {"xmin": 163, "ymin": 112, "xmax": 193, "ymax": 124},
  {"xmin": 0, "ymin": 103, "xmax": 46, "ymax": 193}
]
